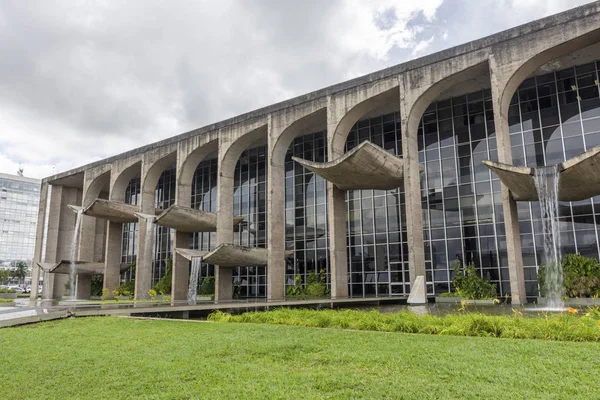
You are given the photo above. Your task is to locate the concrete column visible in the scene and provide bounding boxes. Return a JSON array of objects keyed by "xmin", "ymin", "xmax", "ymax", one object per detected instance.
[
  {"xmin": 172, "ymin": 231, "xmax": 189, "ymax": 301},
  {"xmin": 103, "ymin": 221, "xmax": 122, "ymax": 298},
  {"xmin": 489, "ymin": 55, "xmax": 526, "ymax": 304},
  {"xmin": 215, "ymin": 167, "xmax": 234, "ymax": 301},
  {"xmin": 76, "ymin": 275, "xmax": 91, "ymax": 299},
  {"xmin": 399, "ymin": 86, "xmax": 427, "ymax": 302},
  {"xmin": 326, "ymin": 104, "xmax": 349, "ymax": 299},
  {"xmin": 30, "ymin": 182, "xmax": 48, "ymax": 303},
  {"xmin": 135, "ymin": 215, "xmax": 154, "ymax": 299},
  {"xmin": 327, "ymin": 184, "xmax": 348, "ymax": 298},
  {"xmin": 266, "ymin": 122, "xmax": 286, "ymax": 301}
]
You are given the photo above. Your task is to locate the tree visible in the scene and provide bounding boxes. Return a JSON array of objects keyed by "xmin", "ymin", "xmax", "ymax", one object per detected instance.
[
  {"xmin": 10, "ymin": 262, "xmax": 28, "ymax": 284},
  {"xmin": 0, "ymin": 269, "xmax": 9, "ymax": 285}
]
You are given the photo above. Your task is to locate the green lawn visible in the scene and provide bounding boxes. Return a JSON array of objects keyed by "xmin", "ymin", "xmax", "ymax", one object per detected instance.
[{"xmin": 2, "ymin": 317, "xmax": 599, "ymax": 399}]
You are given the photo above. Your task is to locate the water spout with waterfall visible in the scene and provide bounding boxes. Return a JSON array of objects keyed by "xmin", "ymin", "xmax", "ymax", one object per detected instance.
[
  {"xmin": 533, "ymin": 165, "xmax": 564, "ymax": 310},
  {"xmin": 188, "ymin": 257, "xmax": 201, "ymax": 304},
  {"xmin": 69, "ymin": 209, "xmax": 83, "ymax": 299}
]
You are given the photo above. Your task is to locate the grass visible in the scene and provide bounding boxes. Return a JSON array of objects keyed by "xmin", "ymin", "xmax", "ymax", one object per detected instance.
[
  {"xmin": 208, "ymin": 307, "xmax": 600, "ymax": 342},
  {"xmin": 2, "ymin": 316, "xmax": 600, "ymax": 399}
]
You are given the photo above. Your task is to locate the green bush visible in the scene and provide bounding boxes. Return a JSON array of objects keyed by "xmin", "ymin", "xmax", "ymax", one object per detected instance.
[
  {"xmin": 0, "ymin": 288, "xmax": 16, "ymax": 294},
  {"xmin": 538, "ymin": 253, "xmax": 600, "ymax": 298},
  {"xmin": 152, "ymin": 257, "xmax": 172, "ymax": 295},
  {"xmin": 286, "ymin": 271, "xmax": 328, "ymax": 298},
  {"xmin": 198, "ymin": 276, "xmax": 215, "ymax": 296},
  {"xmin": 91, "ymin": 275, "xmax": 103, "ymax": 297},
  {"xmin": 451, "ymin": 261, "xmax": 496, "ymax": 300},
  {"xmin": 113, "ymin": 280, "xmax": 135, "ymax": 299}
]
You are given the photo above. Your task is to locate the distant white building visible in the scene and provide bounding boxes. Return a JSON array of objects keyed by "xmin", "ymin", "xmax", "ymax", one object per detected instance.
[{"xmin": 0, "ymin": 172, "xmax": 41, "ymax": 284}]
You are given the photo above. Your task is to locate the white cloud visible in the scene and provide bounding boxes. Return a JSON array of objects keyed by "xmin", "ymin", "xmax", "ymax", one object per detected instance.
[{"xmin": 0, "ymin": 0, "xmax": 592, "ymax": 179}]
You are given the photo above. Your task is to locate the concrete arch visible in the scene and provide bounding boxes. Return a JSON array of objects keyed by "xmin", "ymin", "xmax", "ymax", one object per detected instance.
[
  {"xmin": 219, "ymin": 124, "xmax": 268, "ymax": 179},
  {"xmin": 177, "ymin": 137, "xmax": 219, "ymax": 208},
  {"xmin": 329, "ymin": 84, "xmax": 399, "ymax": 158},
  {"xmin": 270, "ymin": 108, "xmax": 327, "ymax": 167},
  {"xmin": 493, "ymin": 28, "xmax": 600, "ymax": 144},
  {"xmin": 141, "ymin": 149, "xmax": 177, "ymax": 214},
  {"xmin": 83, "ymin": 170, "xmax": 111, "ymax": 207},
  {"xmin": 110, "ymin": 160, "xmax": 142, "ymax": 203}
]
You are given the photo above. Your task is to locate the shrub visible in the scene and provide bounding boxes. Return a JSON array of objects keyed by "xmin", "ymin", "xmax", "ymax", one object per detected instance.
[
  {"xmin": 113, "ymin": 280, "xmax": 135, "ymax": 299},
  {"xmin": 152, "ymin": 257, "xmax": 172, "ymax": 295},
  {"xmin": 198, "ymin": 276, "xmax": 215, "ymax": 296},
  {"xmin": 452, "ymin": 261, "xmax": 496, "ymax": 300},
  {"xmin": 286, "ymin": 271, "xmax": 328, "ymax": 298},
  {"xmin": 148, "ymin": 289, "xmax": 157, "ymax": 300},
  {"xmin": 538, "ymin": 253, "xmax": 600, "ymax": 298},
  {"xmin": 0, "ymin": 288, "xmax": 16, "ymax": 294},
  {"xmin": 91, "ymin": 275, "xmax": 103, "ymax": 297}
]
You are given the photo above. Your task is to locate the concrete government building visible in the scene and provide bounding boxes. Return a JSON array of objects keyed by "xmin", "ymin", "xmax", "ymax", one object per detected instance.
[{"xmin": 31, "ymin": 3, "xmax": 600, "ymax": 305}]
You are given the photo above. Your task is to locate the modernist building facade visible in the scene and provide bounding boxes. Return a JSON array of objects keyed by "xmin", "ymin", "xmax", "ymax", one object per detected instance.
[
  {"xmin": 0, "ymin": 172, "xmax": 41, "ymax": 283},
  {"xmin": 31, "ymin": 3, "xmax": 600, "ymax": 304}
]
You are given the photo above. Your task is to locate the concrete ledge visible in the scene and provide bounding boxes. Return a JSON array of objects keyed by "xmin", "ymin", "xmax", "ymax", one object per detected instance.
[
  {"xmin": 174, "ymin": 248, "xmax": 208, "ymax": 261},
  {"xmin": 42, "ymin": 261, "xmax": 130, "ymax": 275},
  {"xmin": 155, "ymin": 205, "xmax": 244, "ymax": 232},
  {"xmin": 292, "ymin": 141, "xmax": 411, "ymax": 190},
  {"xmin": 81, "ymin": 199, "xmax": 141, "ymax": 223},
  {"xmin": 483, "ymin": 146, "xmax": 600, "ymax": 201},
  {"xmin": 203, "ymin": 244, "xmax": 268, "ymax": 267}
]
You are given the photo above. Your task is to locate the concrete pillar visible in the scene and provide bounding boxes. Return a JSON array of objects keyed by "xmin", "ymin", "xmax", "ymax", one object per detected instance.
[
  {"xmin": 326, "ymin": 102, "xmax": 349, "ymax": 299},
  {"xmin": 172, "ymin": 231, "xmax": 189, "ymax": 301},
  {"xmin": 30, "ymin": 182, "xmax": 48, "ymax": 303},
  {"xmin": 135, "ymin": 215, "xmax": 154, "ymax": 299},
  {"xmin": 489, "ymin": 55, "xmax": 526, "ymax": 304},
  {"xmin": 103, "ymin": 221, "xmax": 122, "ymax": 298},
  {"xmin": 327, "ymin": 184, "xmax": 348, "ymax": 298},
  {"xmin": 266, "ymin": 120, "xmax": 286, "ymax": 301},
  {"xmin": 76, "ymin": 275, "xmax": 91, "ymax": 299},
  {"xmin": 215, "ymin": 165, "xmax": 234, "ymax": 301},
  {"xmin": 399, "ymin": 82, "xmax": 427, "ymax": 302}
]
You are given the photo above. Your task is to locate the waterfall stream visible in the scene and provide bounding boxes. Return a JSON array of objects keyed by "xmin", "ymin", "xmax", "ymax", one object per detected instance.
[
  {"xmin": 533, "ymin": 165, "xmax": 564, "ymax": 309},
  {"xmin": 188, "ymin": 257, "xmax": 201, "ymax": 304},
  {"xmin": 69, "ymin": 210, "xmax": 83, "ymax": 299}
]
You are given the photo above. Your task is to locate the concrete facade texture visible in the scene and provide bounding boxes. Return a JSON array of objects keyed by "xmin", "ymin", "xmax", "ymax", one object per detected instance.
[{"xmin": 32, "ymin": 3, "xmax": 600, "ymax": 305}]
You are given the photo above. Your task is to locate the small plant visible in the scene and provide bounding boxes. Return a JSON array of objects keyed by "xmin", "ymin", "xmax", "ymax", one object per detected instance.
[
  {"xmin": 451, "ymin": 260, "xmax": 497, "ymax": 300},
  {"xmin": 100, "ymin": 288, "xmax": 109, "ymax": 301},
  {"xmin": 538, "ymin": 253, "xmax": 600, "ymax": 298},
  {"xmin": 286, "ymin": 270, "xmax": 328, "ymax": 298},
  {"xmin": 198, "ymin": 276, "xmax": 215, "ymax": 296},
  {"xmin": 152, "ymin": 257, "xmax": 172, "ymax": 295},
  {"xmin": 113, "ymin": 280, "xmax": 135, "ymax": 299},
  {"xmin": 0, "ymin": 288, "xmax": 16, "ymax": 294},
  {"xmin": 148, "ymin": 289, "xmax": 157, "ymax": 300}
]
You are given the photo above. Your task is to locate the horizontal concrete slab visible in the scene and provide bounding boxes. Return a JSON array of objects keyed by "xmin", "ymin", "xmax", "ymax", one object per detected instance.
[
  {"xmin": 155, "ymin": 205, "xmax": 244, "ymax": 232},
  {"xmin": 41, "ymin": 261, "xmax": 131, "ymax": 275},
  {"xmin": 203, "ymin": 244, "xmax": 268, "ymax": 267},
  {"xmin": 174, "ymin": 248, "xmax": 208, "ymax": 261},
  {"xmin": 292, "ymin": 141, "xmax": 413, "ymax": 190},
  {"xmin": 483, "ymin": 146, "xmax": 600, "ymax": 201},
  {"xmin": 81, "ymin": 199, "xmax": 141, "ymax": 223}
]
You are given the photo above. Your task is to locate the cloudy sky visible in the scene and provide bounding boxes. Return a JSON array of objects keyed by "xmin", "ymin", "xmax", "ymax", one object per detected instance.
[{"xmin": 0, "ymin": 0, "xmax": 592, "ymax": 179}]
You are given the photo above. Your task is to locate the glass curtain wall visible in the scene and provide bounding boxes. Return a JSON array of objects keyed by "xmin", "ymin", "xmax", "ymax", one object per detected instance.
[
  {"xmin": 344, "ymin": 113, "xmax": 409, "ymax": 297},
  {"xmin": 284, "ymin": 132, "xmax": 330, "ymax": 292},
  {"xmin": 121, "ymin": 177, "xmax": 140, "ymax": 281},
  {"xmin": 232, "ymin": 146, "xmax": 268, "ymax": 297},
  {"xmin": 190, "ymin": 158, "xmax": 218, "ymax": 288},
  {"xmin": 152, "ymin": 168, "xmax": 176, "ymax": 285},
  {"xmin": 509, "ymin": 61, "xmax": 600, "ymax": 296}
]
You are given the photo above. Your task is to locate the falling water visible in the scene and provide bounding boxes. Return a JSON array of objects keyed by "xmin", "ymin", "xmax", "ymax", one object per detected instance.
[
  {"xmin": 69, "ymin": 210, "xmax": 83, "ymax": 299},
  {"xmin": 144, "ymin": 216, "xmax": 155, "ymax": 266},
  {"xmin": 533, "ymin": 165, "xmax": 564, "ymax": 309},
  {"xmin": 188, "ymin": 257, "xmax": 202, "ymax": 304}
]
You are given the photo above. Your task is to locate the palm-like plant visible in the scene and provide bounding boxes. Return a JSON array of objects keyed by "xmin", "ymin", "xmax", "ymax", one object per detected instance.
[
  {"xmin": 10, "ymin": 262, "xmax": 28, "ymax": 284},
  {"xmin": 0, "ymin": 269, "xmax": 9, "ymax": 285}
]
